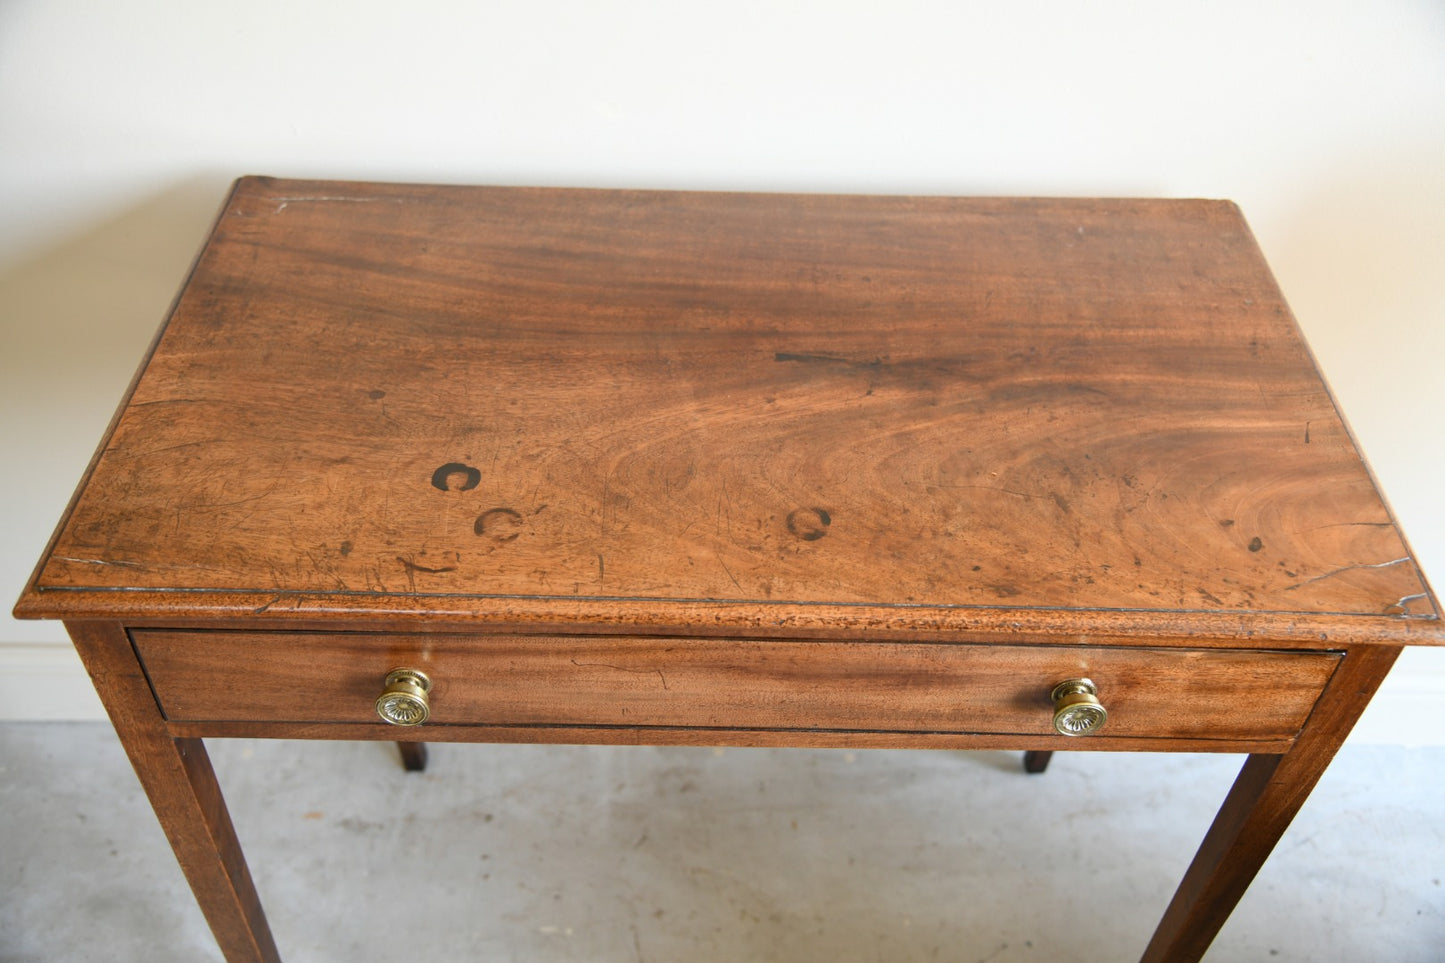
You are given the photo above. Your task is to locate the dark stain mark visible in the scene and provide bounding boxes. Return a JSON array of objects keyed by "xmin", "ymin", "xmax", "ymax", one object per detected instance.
[
  {"xmin": 777, "ymin": 351, "xmax": 846, "ymax": 365},
  {"xmin": 786, "ymin": 507, "xmax": 832, "ymax": 541},
  {"xmin": 396, "ymin": 556, "xmax": 457, "ymax": 575},
  {"xmin": 1248, "ymin": 536, "xmax": 1264, "ymax": 553},
  {"xmin": 775, "ymin": 351, "xmax": 885, "ymax": 369},
  {"xmin": 597, "ymin": 553, "xmax": 605, "ymax": 582},
  {"xmin": 432, "ymin": 462, "xmax": 481, "ymax": 491},
  {"xmin": 991, "ymin": 584, "xmax": 1021, "ymax": 598},
  {"xmin": 474, "ymin": 507, "xmax": 524, "ymax": 541},
  {"xmin": 340, "ymin": 540, "xmax": 353, "ymax": 556},
  {"xmin": 1304, "ymin": 421, "xmax": 1311, "ymax": 444},
  {"xmin": 972, "ymin": 565, "xmax": 983, "ymax": 572},
  {"xmin": 1197, "ymin": 587, "xmax": 1225, "ymax": 605},
  {"xmin": 368, "ymin": 389, "xmax": 386, "ymax": 400},
  {"xmin": 1134, "ymin": 556, "xmax": 1143, "ymax": 567},
  {"xmin": 1219, "ymin": 519, "xmax": 1235, "ymax": 528},
  {"xmin": 1051, "ymin": 493, "xmax": 1071, "ymax": 514}
]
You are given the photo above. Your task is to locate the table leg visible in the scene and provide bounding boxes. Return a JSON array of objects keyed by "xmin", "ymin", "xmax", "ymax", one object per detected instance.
[
  {"xmin": 397, "ymin": 741, "xmax": 428, "ymax": 772},
  {"xmin": 1138, "ymin": 643, "xmax": 1401, "ymax": 963},
  {"xmin": 67, "ymin": 621, "xmax": 281, "ymax": 963},
  {"xmin": 1023, "ymin": 750, "xmax": 1053, "ymax": 773}
]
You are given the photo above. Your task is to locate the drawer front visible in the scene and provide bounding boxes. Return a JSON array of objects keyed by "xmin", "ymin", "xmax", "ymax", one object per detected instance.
[{"xmin": 131, "ymin": 630, "xmax": 1341, "ymax": 742}]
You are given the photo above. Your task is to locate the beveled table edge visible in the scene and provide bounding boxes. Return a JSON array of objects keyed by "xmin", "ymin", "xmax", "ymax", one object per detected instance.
[{"xmin": 15, "ymin": 586, "xmax": 1443, "ymax": 648}]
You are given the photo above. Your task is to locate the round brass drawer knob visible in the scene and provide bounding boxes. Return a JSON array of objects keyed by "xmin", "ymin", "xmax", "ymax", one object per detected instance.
[
  {"xmin": 375, "ymin": 668, "xmax": 432, "ymax": 726},
  {"xmin": 1050, "ymin": 678, "xmax": 1107, "ymax": 736}
]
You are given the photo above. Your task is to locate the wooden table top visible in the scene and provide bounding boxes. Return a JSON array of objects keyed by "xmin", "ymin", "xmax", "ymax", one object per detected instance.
[{"xmin": 15, "ymin": 177, "xmax": 1441, "ymax": 643}]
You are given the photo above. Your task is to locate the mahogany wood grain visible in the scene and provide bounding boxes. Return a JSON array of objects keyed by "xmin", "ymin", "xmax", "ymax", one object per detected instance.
[
  {"xmin": 17, "ymin": 179, "xmax": 1439, "ymax": 637},
  {"xmin": 131, "ymin": 630, "xmax": 1340, "ymax": 743},
  {"xmin": 65, "ymin": 621, "xmax": 279, "ymax": 963}
]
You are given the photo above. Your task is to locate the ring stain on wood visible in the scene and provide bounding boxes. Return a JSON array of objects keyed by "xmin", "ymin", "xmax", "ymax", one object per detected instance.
[
  {"xmin": 475, "ymin": 507, "xmax": 524, "ymax": 542},
  {"xmin": 787, "ymin": 507, "xmax": 832, "ymax": 541},
  {"xmin": 431, "ymin": 463, "xmax": 481, "ymax": 492}
]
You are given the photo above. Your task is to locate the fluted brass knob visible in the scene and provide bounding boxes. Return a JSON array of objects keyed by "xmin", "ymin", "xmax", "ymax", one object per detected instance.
[
  {"xmin": 375, "ymin": 668, "xmax": 432, "ymax": 726},
  {"xmin": 1050, "ymin": 678, "xmax": 1107, "ymax": 736}
]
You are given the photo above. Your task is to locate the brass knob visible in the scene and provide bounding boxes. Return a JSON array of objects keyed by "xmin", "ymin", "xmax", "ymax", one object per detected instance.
[
  {"xmin": 1050, "ymin": 678, "xmax": 1107, "ymax": 736},
  {"xmin": 375, "ymin": 668, "xmax": 432, "ymax": 726}
]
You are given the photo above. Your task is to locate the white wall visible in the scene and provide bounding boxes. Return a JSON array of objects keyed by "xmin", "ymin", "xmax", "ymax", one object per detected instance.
[{"xmin": 2, "ymin": 1, "xmax": 1442, "ymax": 740}]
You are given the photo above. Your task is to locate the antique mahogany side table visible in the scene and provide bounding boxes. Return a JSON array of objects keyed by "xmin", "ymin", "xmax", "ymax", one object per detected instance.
[{"xmin": 15, "ymin": 177, "xmax": 1442, "ymax": 961}]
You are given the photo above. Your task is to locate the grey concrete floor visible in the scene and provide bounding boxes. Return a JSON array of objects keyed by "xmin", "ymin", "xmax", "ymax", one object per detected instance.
[{"xmin": 1, "ymin": 724, "xmax": 1441, "ymax": 962}]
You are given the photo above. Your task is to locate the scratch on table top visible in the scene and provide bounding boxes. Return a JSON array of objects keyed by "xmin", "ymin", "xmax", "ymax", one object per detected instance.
[
  {"xmin": 1286, "ymin": 557, "xmax": 1412, "ymax": 590},
  {"xmin": 55, "ymin": 556, "xmax": 141, "ymax": 568},
  {"xmin": 270, "ymin": 195, "xmax": 401, "ymax": 214},
  {"xmin": 1384, "ymin": 593, "xmax": 1436, "ymax": 620}
]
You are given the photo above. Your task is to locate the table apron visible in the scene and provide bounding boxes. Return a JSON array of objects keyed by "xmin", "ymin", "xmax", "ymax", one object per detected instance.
[{"xmin": 131, "ymin": 629, "xmax": 1341, "ymax": 748}]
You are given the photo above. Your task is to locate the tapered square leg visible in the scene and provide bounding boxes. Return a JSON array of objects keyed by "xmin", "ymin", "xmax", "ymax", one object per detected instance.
[
  {"xmin": 67, "ymin": 622, "xmax": 281, "ymax": 963},
  {"xmin": 1138, "ymin": 644, "xmax": 1400, "ymax": 963}
]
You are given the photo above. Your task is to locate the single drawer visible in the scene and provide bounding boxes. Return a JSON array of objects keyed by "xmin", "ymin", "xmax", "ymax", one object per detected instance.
[{"xmin": 131, "ymin": 630, "xmax": 1340, "ymax": 743}]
